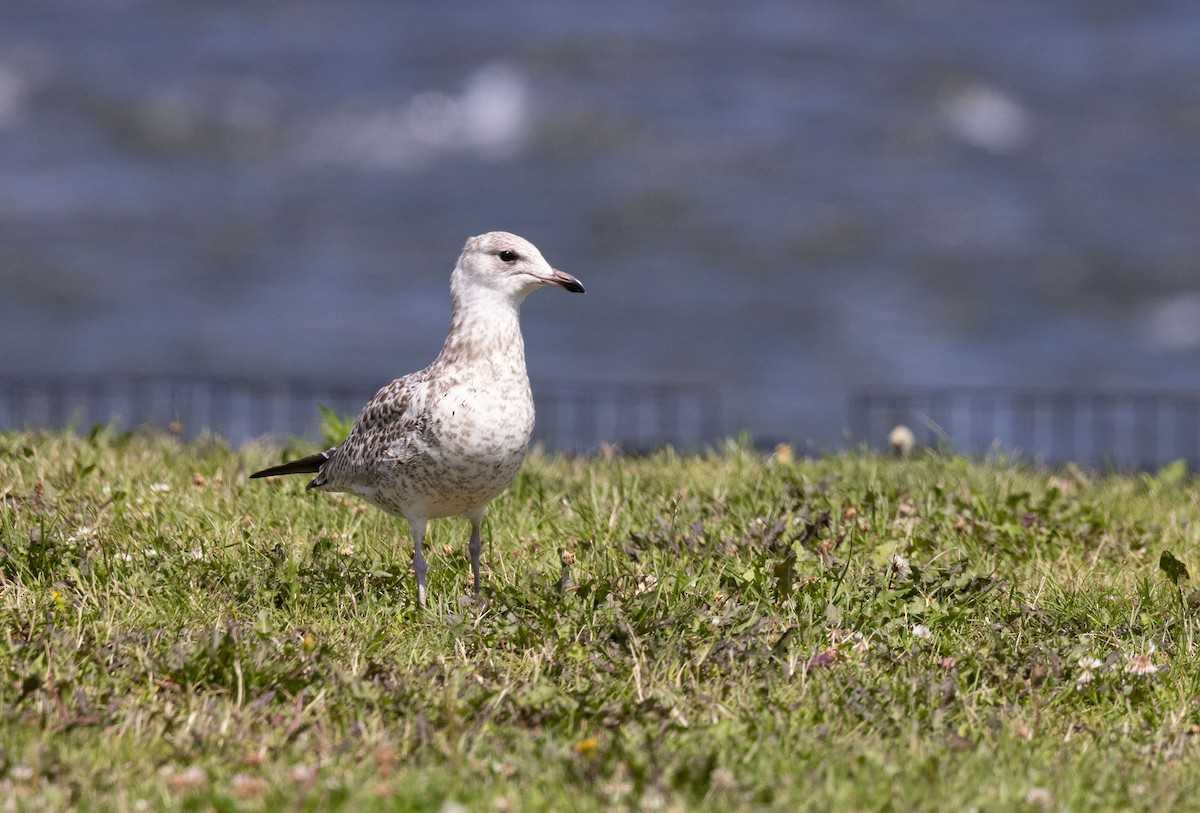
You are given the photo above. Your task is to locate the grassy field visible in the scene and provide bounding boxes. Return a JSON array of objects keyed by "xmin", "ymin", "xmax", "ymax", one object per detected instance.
[{"xmin": 3, "ymin": 428, "xmax": 1200, "ymax": 811}]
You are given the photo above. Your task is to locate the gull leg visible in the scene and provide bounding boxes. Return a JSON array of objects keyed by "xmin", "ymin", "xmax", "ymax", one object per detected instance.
[
  {"xmin": 467, "ymin": 510, "xmax": 485, "ymax": 599},
  {"xmin": 410, "ymin": 517, "xmax": 428, "ymax": 607}
]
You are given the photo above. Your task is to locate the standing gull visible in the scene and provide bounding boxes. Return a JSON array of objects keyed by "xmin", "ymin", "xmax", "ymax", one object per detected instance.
[{"xmin": 251, "ymin": 232, "xmax": 585, "ymax": 605}]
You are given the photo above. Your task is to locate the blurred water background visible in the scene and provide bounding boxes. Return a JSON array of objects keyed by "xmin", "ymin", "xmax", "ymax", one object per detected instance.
[{"xmin": 2, "ymin": 1, "xmax": 1199, "ymax": 454}]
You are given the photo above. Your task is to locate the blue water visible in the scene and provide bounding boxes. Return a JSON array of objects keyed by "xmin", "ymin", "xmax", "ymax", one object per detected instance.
[{"xmin": 2, "ymin": 1, "xmax": 1199, "ymax": 448}]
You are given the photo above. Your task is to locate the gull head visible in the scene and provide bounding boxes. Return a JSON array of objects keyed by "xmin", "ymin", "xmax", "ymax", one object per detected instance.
[{"xmin": 453, "ymin": 231, "xmax": 585, "ymax": 303}]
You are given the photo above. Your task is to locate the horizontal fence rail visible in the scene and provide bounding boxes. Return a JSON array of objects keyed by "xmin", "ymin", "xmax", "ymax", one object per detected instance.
[
  {"xmin": 534, "ymin": 381, "xmax": 720, "ymax": 453},
  {"xmin": 851, "ymin": 388, "xmax": 1200, "ymax": 470},
  {"xmin": 0, "ymin": 374, "xmax": 720, "ymax": 453}
]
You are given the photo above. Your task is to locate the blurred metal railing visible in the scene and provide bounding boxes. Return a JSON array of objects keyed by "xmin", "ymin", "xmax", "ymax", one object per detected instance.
[
  {"xmin": 850, "ymin": 388, "xmax": 1200, "ymax": 470},
  {"xmin": 0, "ymin": 374, "xmax": 719, "ymax": 453},
  {"xmin": 535, "ymin": 381, "xmax": 720, "ymax": 453}
]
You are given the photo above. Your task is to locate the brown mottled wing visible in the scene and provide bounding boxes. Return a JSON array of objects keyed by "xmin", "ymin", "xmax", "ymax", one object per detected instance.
[{"xmin": 311, "ymin": 370, "xmax": 432, "ymax": 490}]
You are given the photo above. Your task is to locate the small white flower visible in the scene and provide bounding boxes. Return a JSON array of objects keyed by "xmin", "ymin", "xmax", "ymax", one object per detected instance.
[
  {"xmin": 1076, "ymin": 655, "xmax": 1103, "ymax": 688},
  {"xmin": 851, "ymin": 633, "xmax": 871, "ymax": 654},
  {"xmin": 888, "ymin": 553, "xmax": 912, "ymax": 580},
  {"xmin": 635, "ymin": 573, "xmax": 658, "ymax": 594},
  {"xmin": 144, "ymin": 548, "xmax": 159, "ymax": 558},
  {"xmin": 1125, "ymin": 652, "xmax": 1160, "ymax": 676},
  {"xmin": 67, "ymin": 526, "xmax": 96, "ymax": 543},
  {"xmin": 230, "ymin": 773, "xmax": 265, "ymax": 798},
  {"xmin": 187, "ymin": 548, "xmax": 204, "ymax": 560},
  {"xmin": 709, "ymin": 767, "xmax": 736, "ymax": 790},
  {"xmin": 115, "ymin": 552, "xmax": 133, "ymax": 563},
  {"xmin": 1024, "ymin": 786, "xmax": 1053, "ymax": 808},
  {"xmin": 639, "ymin": 789, "xmax": 667, "ymax": 811},
  {"xmin": 150, "ymin": 482, "xmax": 171, "ymax": 493},
  {"xmin": 170, "ymin": 765, "xmax": 207, "ymax": 790},
  {"xmin": 911, "ymin": 623, "xmax": 932, "ymax": 639},
  {"xmin": 829, "ymin": 629, "xmax": 865, "ymax": 649},
  {"xmin": 1076, "ymin": 656, "xmax": 1103, "ymax": 686}
]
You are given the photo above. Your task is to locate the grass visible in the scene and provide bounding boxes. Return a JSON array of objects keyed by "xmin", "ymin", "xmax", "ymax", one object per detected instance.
[{"xmin": 3, "ymin": 427, "xmax": 1200, "ymax": 811}]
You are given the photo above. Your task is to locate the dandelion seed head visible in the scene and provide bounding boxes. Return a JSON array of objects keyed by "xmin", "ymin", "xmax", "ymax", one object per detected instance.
[{"xmin": 888, "ymin": 425, "xmax": 915, "ymax": 456}]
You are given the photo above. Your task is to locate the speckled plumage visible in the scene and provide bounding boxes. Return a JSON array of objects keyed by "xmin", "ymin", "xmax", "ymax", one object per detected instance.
[{"xmin": 251, "ymin": 232, "xmax": 585, "ymax": 605}]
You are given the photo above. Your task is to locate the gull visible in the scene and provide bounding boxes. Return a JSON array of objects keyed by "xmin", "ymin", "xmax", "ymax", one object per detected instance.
[{"xmin": 251, "ymin": 231, "xmax": 585, "ymax": 605}]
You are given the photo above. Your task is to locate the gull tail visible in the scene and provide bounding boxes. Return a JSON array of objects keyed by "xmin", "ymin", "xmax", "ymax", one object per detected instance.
[{"xmin": 250, "ymin": 451, "xmax": 331, "ymax": 489}]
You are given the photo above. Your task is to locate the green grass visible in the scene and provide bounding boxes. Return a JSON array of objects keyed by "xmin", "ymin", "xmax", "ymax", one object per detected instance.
[{"xmin": 3, "ymin": 428, "xmax": 1200, "ymax": 811}]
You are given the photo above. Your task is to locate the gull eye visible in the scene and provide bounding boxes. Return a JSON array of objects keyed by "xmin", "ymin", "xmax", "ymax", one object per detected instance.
[{"xmin": 498, "ymin": 250, "xmax": 518, "ymax": 263}]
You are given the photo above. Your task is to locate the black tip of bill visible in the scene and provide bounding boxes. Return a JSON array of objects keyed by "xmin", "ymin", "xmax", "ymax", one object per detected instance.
[{"xmin": 546, "ymin": 268, "xmax": 585, "ymax": 294}]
